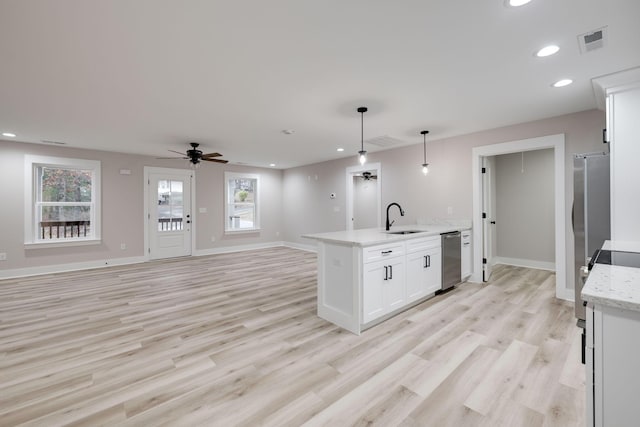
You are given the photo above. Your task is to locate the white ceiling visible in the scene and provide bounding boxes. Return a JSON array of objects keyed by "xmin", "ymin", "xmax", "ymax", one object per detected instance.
[{"xmin": 1, "ymin": 1, "xmax": 639, "ymax": 169}]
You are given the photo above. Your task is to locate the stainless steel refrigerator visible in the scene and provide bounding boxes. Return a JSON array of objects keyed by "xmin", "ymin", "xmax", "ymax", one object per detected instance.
[{"xmin": 573, "ymin": 152, "xmax": 610, "ymax": 322}]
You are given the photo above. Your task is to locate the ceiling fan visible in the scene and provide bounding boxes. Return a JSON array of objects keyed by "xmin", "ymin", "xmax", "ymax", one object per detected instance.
[
  {"xmin": 158, "ymin": 142, "xmax": 228, "ymax": 165},
  {"xmin": 361, "ymin": 171, "xmax": 377, "ymax": 181}
]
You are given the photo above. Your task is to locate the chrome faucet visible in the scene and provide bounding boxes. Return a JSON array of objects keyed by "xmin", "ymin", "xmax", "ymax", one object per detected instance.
[{"xmin": 386, "ymin": 202, "xmax": 405, "ymax": 231}]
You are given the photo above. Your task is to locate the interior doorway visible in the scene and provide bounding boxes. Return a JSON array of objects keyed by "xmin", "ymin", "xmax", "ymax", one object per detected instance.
[
  {"xmin": 471, "ymin": 134, "xmax": 568, "ymax": 299},
  {"xmin": 346, "ymin": 163, "xmax": 381, "ymax": 231},
  {"xmin": 144, "ymin": 167, "xmax": 195, "ymax": 260}
]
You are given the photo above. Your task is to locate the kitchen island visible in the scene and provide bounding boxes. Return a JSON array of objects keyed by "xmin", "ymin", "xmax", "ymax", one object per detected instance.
[
  {"xmin": 581, "ymin": 240, "xmax": 640, "ymax": 427},
  {"xmin": 303, "ymin": 224, "xmax": 470, "ymax": 334}
]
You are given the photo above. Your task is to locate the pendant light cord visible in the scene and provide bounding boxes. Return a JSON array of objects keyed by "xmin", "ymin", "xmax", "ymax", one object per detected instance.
[
  {"xmin": 360, "ymin": 110, "xmax": 364, "ymax": 151},
  {"xmin": 423, "ymin": 134, "xmax": 427, "ymax": 164}
]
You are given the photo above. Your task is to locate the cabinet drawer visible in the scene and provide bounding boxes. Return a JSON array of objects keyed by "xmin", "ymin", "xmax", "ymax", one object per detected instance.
[
  {"xmin": 363, "ymin": 242, "xmax": 405, "ymax": 263},
  {"xmin": 406, "ymin": 235, "xmax": 441, "ymax": 253}
]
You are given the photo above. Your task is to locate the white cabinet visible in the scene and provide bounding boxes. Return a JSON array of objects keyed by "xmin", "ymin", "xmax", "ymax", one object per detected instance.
[
  {"xmin": 586, "ymin": 302, "xmax": 640, "ymax": 426},
  {"xmin": 310, "ymin": 231, "xmax": 461, "ymax": 334},
  {"xmin": 362, "ymin": 243, "xmax": 405, "ymax": 324},
  {"xmin": 461, "ymin": 230, "xmax": 472, "ymax": 280},
  {"xmin": 593, "ymin": 69, "xmax": 640, "ymax": 241},
  {"xmin": 406, "ymin": 236, "xmax": 442, "ymax": 303}
]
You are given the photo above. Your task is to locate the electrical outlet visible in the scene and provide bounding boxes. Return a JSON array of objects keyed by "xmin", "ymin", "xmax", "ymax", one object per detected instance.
[
  {"xmin": 447, "ymin": 206, "xmax": 453, "ymax": 215},
  {"xmin": 120, "ymin": 243, "xmax": 126, "ymax": 250},
  {"xmin": 0, "ymin": 252, "xmax": 6, "ymax": 261},
  {"xmin": 211, "ymin": 235, "xmax": 216, "ymax": 242}
]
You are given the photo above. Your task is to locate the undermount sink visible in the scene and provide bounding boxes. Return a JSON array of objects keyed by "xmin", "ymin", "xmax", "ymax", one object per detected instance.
[{"xmin": 386, "ymin": 230, "xmax": 424, "ymax": 235}]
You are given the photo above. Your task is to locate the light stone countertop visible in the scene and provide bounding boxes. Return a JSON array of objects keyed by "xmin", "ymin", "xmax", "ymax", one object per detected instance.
[
  {"xmin": 582, "ymin": 240, "xmax": 640, "ymax": 312},
  {"xmin": 302, "ymin": 225, "xmax": 470, "ymax": 247}
]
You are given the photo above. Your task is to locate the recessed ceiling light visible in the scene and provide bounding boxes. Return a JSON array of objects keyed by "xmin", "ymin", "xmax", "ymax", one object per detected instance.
[
  {"xmin": 2, "ymin": 132, "xmax": 16, "ymax": 138},
  {"xmin": 269, "ymin": 163, "xmax": 276, "ymax": 167},
  {"xmin": 553, "ymin": 79, "xmax": 573, "ymax": 88},
  {"xmin": 337, "ymin": 148, "xmax": 344, "ymax": 152},
  {"xmin": 507, "ymin": 0, "xmax": 532, "ymax": 6},
  {"xmin": 536, "ymin": 45, "xmax": 560, "ymax": 57}
]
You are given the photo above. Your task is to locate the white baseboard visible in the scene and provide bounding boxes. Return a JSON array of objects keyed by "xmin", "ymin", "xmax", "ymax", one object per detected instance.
[
  {"xmin": 0, "ymin": 255, "xmax": 148, "ymax": 280},
  {"xmin": 282, "ymin": 241, "xmax": 317, "ymax": 252},
  {"xmin": 492, "ymin": 256, "xmax": 556, "ymax": 272},
  {"xmin": 194, "ymin": 241, "xmax": 286, "ymax": 256},
  {"xmin": 0, "ymin": 242, "xmax": 316, "ymax": 280}
]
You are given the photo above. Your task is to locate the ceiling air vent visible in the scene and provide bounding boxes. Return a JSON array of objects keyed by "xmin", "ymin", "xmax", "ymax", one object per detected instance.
[
  {"xmin": 364, "ymin": 135, "xmax": 405, "ymax": 148},
  {"xmin": 578, "ymin": 26, "xmax": 607, "ymax": 54},
  {"xmin": 41, "ymin": 139, "xmax": 66, "ymax": 145}
]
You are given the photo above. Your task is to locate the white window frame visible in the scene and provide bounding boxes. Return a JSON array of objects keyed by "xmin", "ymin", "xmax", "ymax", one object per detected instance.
[
  {"xmin": 224, "ymin": 171, "xmax": 260, "ymax": 233},
  {"xmin": 24, "ymin": 155, "xmax": 101, "ymax": 248}
]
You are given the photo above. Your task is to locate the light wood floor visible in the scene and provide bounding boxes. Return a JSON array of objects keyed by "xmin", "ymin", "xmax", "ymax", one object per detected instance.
[{"xmin": 0, "ymin": 247, "xmax": 585, "ymax": 426}]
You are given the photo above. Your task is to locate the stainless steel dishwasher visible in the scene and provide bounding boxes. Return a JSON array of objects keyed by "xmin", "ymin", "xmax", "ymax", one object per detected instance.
[{"xmin": 440, "ymin": 231, "xmax": 462, "ymax": 292}]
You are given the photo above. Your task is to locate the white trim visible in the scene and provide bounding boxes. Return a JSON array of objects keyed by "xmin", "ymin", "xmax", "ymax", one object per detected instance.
[
  {"xmin": 345, "ymin": 162, "xmax": 382, "ymax": 231},
  {"xmin": 471, "ymin": 134, "xmax": 567, "ymax": 300},
  {"xmin": 24, "ymin": 154, "xmax": 101, "ymax": 244},
  {"xmin": 0, "ymin": 256, "xmax": 147, "ymax": 280},
  {"xmin": 1, "ymin": 242, "xmax": 315, "ymax": 280},
  {"xmin": 591, "ymin": 67, "xmax": 640, "ymax": 110},
  {"xmin": 24, "ymin": 239, "xmax": 101, "ymax": 249},
  {"xmin": 492, "ymin": 256, "xmax": 556, "ymax": 272},
  {"xmin": 283, "ymin": 241, "xmax": 318, "ymax": 252},
  {"xmin": 194, "ymin": 241, "xmax": 286, "ymax": 256},
  {"xmin": 224, "ymin": 171, "xmax": 260, "ymax": 233}
]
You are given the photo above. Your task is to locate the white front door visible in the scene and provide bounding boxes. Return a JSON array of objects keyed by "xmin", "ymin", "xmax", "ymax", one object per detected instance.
[{"xmin": 147, "ymin": 169, "xmax": 192, "ymax": 260}]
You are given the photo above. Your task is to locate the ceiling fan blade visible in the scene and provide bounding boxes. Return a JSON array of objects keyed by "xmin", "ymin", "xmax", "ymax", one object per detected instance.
[
  {"xmin": 168, "ymin": 150, "xmax": 186, "ymax": 156},
  {"xmin": 156, "ymin": 156, "xmax": 188, "ymax": 160},
  {"xmin": 201, "ymin": 152, "xmax": 222, "ymax": 158},
  {"xmin": 202, "ymin": 158, "xmax": 229, "ymax": 164}
]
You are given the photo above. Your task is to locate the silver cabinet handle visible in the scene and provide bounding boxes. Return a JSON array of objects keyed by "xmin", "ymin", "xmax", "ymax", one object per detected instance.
[
  {"xmin": 389, "ymin": 265, "xmax": 393, "ymax": 280},
  {"xmin": 384, "ymin": 266, "xmax": 388, "ymax": 281}
]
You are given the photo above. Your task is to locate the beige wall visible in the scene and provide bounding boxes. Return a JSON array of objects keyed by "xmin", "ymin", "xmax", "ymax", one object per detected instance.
[
  {"xmin": 1, "ymin": 108, "xmax": 606, "ymax": 282},
  {"xmin": 285, "ymin": 106, "xmax": 606, "ymax": 294},
  {"xmin": 0, "ymin": 140, "xmax": 283, "ymax": 272},
  {"xmin": 495, "ymin": 149, "xmax": 555, "ymax": 263}
]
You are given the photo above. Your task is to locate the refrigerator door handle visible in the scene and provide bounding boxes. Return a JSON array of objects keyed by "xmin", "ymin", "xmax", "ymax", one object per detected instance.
[{"xmin": 571, "ymin": 201, "xmax": 575, "ymax": 232}]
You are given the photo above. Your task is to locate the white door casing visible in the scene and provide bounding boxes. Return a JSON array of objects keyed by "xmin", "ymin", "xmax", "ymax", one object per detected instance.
[
  {"xmin": 144, "ymin": 167, "xmax": 194, "ymax": 260},
  {"xmin": 471, "ymin": 134, "xmax": 567, "ymax": 300},
  {"xmin": 481, "ymin": 157, "xmax": 494, "ymax": 281},
  {"xmin": 346, "ymin": 163, "xmax": 382, "ymax": 231}
]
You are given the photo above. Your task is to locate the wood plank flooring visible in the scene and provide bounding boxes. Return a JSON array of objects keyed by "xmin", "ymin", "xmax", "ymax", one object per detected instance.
[{"xmin": 0, "ymin": 247, "xmax": 585, "ymax": 426}]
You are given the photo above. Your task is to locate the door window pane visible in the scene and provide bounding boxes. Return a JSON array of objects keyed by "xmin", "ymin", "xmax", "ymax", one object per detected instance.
[{"xmin": 157, "ymin": 180, "xmax": 184, "ymax": 231}]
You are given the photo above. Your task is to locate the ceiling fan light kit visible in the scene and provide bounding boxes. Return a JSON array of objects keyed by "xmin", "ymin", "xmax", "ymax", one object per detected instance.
[{"xmin": 159, "ymin": 142, "xmax": 229, "ymax": 166}]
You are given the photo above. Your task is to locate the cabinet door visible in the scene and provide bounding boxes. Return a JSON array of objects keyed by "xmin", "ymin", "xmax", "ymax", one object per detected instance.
[
  {"xmin": 362, "ymin": 261, "xmax": 386, "ymax": 323},
  {"xmin": 406, "ymin": 248, "xmax": 441, "ymax": 303},
  {"xmin": 461, "ymin": 232, "xmax": 472, "ymax": 279},
  {"xmin": 385, "ymin": 257, "xmax": 406, "ymax": 312},
  {"xmin": 424, "ymin": 247, "xmax": 442, "ymax": 294},
  {"xmin": 406, "ymin": 251, "xmax": 429, "ymax": 303},
  {"xmin": 362, "ymin": 257, "xmax": 406, "ymax": 323}
]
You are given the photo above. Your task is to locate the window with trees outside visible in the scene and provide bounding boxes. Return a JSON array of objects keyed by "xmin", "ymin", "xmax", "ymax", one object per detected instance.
[
  {"xmin": 225, "ymin": 172, "xmax": 259, "ymax": 232},
  {"xmin": 24, "ymin": 155, "xmax": 101, "ymax": 245}
]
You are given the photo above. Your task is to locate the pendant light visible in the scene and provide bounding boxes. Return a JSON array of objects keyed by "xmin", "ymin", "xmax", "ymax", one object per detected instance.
[
  {"xmin": 421, "ymin": 130, "xmax": 430, "ymax": 175},
  {"xmin": 357, "ymin": 107, "xmax": 368, "ymax": 165}
]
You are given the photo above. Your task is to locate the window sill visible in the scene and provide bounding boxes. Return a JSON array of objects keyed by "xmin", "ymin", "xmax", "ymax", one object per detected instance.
[
  {"xmin": 24, "ymin": 239, "xmax": 102, "ymax": 250},
  {"xmin": 224, "ymin": 228, "xmax": 261, "ymax": 235}
]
